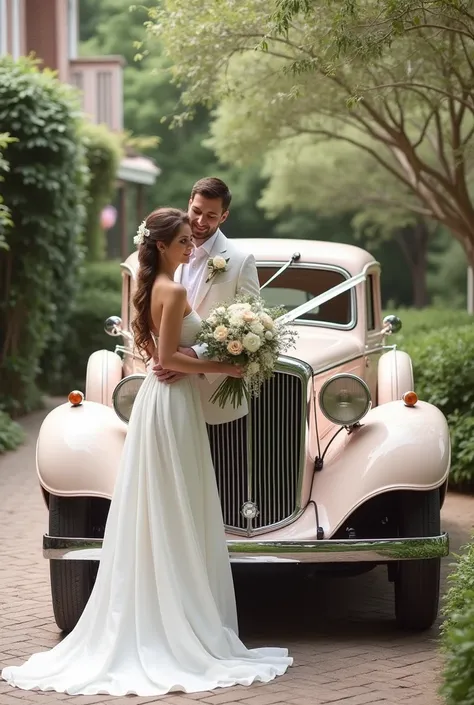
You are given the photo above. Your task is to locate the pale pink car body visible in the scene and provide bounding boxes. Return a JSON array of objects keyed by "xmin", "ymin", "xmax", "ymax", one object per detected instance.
[{"xmin": 37, "ymin": 239, "xmax": 450, "ymax": 632}]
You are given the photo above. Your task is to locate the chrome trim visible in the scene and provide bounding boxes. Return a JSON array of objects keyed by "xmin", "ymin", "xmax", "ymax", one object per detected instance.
[
  {"xmin": 319, "ymin": 373, "xmax": 371, "ymax": 426},
  {"xmin": 257, "ymin": 262, "xmax": 358, "ymax": 331},
  {"xmin": 43, "ymin": 532, "xmax": 449, "ymax": 564},
  {"xmin": 112, "ymin": 374, "xmax": 146, "ymax": 423}
]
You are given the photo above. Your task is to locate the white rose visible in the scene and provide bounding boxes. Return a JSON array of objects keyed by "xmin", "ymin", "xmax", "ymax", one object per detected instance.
[
  {"xmin": 259, "ymin": 312, "xmax": 274, "ymax": 330},
  {"xmin": 250, "ymin": 322, "xmax": 265, "ymax": 336},
  {"xmin": 213, "ymin": 255, "xmax": 227, "ymax": 270},
  {"xmin": 216, "ymin": 306, "xmax": 226, "ymax": 315},
  {"xmin": 264, "ymin": 330, "xmax": 274, "ymax": 340},
  {"xmin": 242, "ymin": 332, "xmax": 262, "ymax": 353},
  {"xmin": 207, "ymin": 315, "xmax": 218, "ymax": 326},
  {"xmin": 228, "ymin": 302, "xmax": 251, "ymax": 312},
  {"xmin": 213, "ymin": 325, "xmax": 229, "ymax": 342},
  {"xmin": 247, "ymin": 361, "xmax": 260, "ymax": 376},
  {"xmin": 229, "ymin": 312, "xmax": 245, "ymax": 327}
]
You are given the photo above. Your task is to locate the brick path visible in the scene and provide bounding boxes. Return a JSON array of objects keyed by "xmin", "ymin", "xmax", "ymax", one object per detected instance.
[{"xmin": 1, "ymin": 401, "xmax": 473, "ymax": 705}]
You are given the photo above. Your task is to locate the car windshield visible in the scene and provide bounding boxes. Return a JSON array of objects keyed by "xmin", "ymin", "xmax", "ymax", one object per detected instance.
[{"xmin": 257, "ymin": 265, "xmax": 353, "ymax": 326}]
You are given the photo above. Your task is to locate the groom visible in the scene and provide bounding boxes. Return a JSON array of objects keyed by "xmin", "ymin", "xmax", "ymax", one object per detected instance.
[{"xmin": 153, "ymin": 176, "xmax": 260, "ymax": 424}]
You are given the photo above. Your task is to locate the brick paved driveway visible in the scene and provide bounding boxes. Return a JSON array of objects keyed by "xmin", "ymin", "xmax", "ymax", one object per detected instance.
[{"xmin": 1, "ymin": 401, "xmax": 473, "ymax": 705}]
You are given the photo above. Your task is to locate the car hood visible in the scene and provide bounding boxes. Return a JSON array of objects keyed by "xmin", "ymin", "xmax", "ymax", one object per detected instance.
[{"xmin": 285, "ymin": 326, "xmax": 364, "ymax": 372}]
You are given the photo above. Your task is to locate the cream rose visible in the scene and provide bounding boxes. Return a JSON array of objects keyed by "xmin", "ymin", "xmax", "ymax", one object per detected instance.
[
  {"xmin": 227, "ymin": 340, "xmax": 243, "ymax": 355},
  {"xmin": 259, "ymin": 312, "xmax": 274, "ymax": 330},
  {"xmin": 228, "ymin": 302, "xmax": 251, "ymax": 312},
  {"xmin": 242, "ymin": 332, "xmax": 262, "ymax": 353},
  {"xmin": 264, "ymin": 330, "xmax": 274, "ymax": 340},
  {"xmin": 215, "ymin": 306, "xmax": 226, "ymax": 315},
  {"xmin": 242, "ymin": 310, "xmax": 256, "ymax": 323},
  {"xmin": 213, "ymin": 325, "xmax": 228, "ymax": 342},
  {"xmin": 262, "ymin": 351, "xmax": 275, "ymax": 368},
  {"xmin": 212, "ymin": 255, "xmax": 227, "ymax": 270},
  {"xmin": 250, "ymin": 321, "xmax": 265, "ymax": 336}
]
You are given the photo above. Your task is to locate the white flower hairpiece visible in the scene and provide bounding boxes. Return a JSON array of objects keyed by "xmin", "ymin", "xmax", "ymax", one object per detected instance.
[{"xmin": 134, "ymin": 220, "xmax": 150, "ymax": 247}]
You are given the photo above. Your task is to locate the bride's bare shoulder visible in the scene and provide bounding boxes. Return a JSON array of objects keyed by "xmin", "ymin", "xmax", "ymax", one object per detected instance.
[{"xmin": 151, "ymin": 277, "xmax": 186, "ymax": 308}]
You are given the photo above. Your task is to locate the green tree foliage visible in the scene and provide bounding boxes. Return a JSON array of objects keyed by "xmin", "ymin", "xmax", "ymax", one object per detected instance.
[
  {"xmin": 146, "ymin": 0, "xmax": 474, "ymax": 272},
  {"xmin": 81, "ymin": 123, "xmax": 123, "ymax": 261},
  {"xmin": 0, "ymin": 56, "xmax": 88, "ymax": 414}
]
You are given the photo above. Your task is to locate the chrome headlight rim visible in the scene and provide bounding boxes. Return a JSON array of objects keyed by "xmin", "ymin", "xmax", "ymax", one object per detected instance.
[
  {"xmin": 319, "ymin": 373, "xmax": 371, "ymax": 426},
  {"xmin": 112, "ymin": 374, "xmax": 146, "ymax": 424}
]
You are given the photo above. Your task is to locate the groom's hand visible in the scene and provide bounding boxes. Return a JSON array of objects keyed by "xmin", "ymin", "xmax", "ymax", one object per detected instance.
[{"xmin": 152, "ymin": 347, "xmax": 197, "ymax": 384}]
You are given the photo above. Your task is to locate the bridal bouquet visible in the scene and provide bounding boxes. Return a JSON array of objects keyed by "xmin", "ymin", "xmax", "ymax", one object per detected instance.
[{"xmin": 197, "ymin": 294, "xmax": 297, "ymax": 409}]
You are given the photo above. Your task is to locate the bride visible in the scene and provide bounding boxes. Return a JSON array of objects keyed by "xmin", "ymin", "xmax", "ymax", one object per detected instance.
[{"xmin": 2, "ymin": 207, "xmax": 292, "ymax": 696}]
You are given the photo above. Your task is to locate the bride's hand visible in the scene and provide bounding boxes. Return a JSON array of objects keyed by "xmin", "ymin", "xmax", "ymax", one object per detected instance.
[{"xmin": 223, "ymin": 364, "xmax": 244, "ymax": 379}]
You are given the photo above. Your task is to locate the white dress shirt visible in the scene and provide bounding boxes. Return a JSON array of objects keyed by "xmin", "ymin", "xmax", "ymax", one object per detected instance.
[{"xmin": 181, "ymin": 230, "xmax": 220, "ymax": 309}]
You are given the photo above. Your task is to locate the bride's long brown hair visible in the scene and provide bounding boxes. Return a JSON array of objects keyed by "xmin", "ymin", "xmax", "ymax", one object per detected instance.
[{"xmin": 132, "ymin": 207, "xmax": 190, "ymax": 359}]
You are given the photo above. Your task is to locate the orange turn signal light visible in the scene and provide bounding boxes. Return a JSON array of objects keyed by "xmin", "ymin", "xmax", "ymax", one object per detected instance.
[
  {"xmin": 68, "ymin": 390, "xmax": 84, "ymax": 407},
  {"xmin": 402, "ymin": 391, "xmax": 418, "ymax": 407}
]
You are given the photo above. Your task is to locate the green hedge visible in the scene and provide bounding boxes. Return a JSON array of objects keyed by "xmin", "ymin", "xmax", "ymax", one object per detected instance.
[
  {"xmin": 0, "ymin": 56, "xmax": 88, "ymax": 415},
  {"xmin": 0, "ymin": 410, "xmax": 25, "ymax": 453},
  {"xmin": 440, "ymin": 538, "xmax": 474, "ymax": 704},
  {"xmin": 81, "ymin": 123, "xmax": 122, "ymax": 262},
  {"xmin": 41, "ymin": 261, "xmax": 122, "ymax": 395},
  {"xmin": 390, "ymin": 310, "xmax": 474, "ymax": 491}
]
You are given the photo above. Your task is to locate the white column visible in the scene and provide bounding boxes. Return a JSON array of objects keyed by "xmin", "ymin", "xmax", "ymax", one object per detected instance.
[
  {"xmin": 0, "ymin": 0, "xmax": 7, "ymax": 57},
  {"xmin": 68, "ymin": 0, "xmax": 78, "ymax": 59},
  {"xmin": 11, "ymin": 0, "xmax": 20, "ymax": 59}
]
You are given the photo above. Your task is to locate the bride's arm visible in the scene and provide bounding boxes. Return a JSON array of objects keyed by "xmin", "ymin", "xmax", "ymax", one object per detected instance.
[{"xmin": 157, "ymin": 287, "xmax": 241, "ymax": 377}]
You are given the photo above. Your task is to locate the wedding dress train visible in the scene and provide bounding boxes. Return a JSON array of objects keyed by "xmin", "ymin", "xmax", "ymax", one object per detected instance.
[{"xmin": 2, "ymin": 311, "xmax": 292, "ymax": 696}]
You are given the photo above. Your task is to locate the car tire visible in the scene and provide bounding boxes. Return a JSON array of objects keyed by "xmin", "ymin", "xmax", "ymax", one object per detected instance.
[
  {"xmin": 394, "ymin": 489, "xmax": 441, "ymax": 631},
  {"xmin": 49, "ymin": 496, "xmax": 95, "ymax": 632}
]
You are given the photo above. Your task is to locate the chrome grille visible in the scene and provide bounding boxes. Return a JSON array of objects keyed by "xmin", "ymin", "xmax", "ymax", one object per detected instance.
[{"xmin": 208, "ymin": 362, "xmax": 308, "ymax": 534}]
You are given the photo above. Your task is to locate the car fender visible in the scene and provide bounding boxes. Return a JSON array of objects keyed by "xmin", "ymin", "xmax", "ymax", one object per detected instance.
[
  {"xmin": 377, "ymin": 349, "xmax": 414, "ymax": 405},
  {"xmin": 37, "ymin": 401, "xmax": 126, "ymax": 499},
  {"xmin": 85, "ymin": 349, "xmax": 123, "ymax": 407},
  {"xmin": 312, "ymin": 400, "xmax": 450, "ymax": 537}
]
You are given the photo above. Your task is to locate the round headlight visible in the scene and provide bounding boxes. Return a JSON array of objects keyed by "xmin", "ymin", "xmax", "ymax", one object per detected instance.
[
  {"xmin": 112, "ymin": 374, "xmax": 146, "ymax": 423},
  {"xmin": 319, "ymin": 374, "xmax": 371, "ymax": 426}
]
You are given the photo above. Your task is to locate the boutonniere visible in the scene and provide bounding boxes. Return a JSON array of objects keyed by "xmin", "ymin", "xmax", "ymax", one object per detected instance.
[{"xmin": 206, "ymin": 255, "xmax": 230, "ymax": 282}]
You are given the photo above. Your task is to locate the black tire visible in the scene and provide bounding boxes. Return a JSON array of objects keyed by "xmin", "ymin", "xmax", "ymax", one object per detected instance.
[
  {"xmin": 49, "ymin": 496, "xmax": 95, "ymax": 632},
  {"xmin": 394, "ymin": 489, "xmax": 441, "ymax": 631}
]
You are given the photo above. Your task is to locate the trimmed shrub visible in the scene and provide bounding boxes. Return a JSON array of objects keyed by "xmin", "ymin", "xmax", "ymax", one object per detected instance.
[
  {"xmin": 0, "ymin": 410, "xmax": 25, "ymax": 453},
  {"xmin": 81, "ymin": 123, "xmax": 122, "ymax": 262},
  {"xmin": 440, "ymin": 538, "xmax": 474, "ymax": 704},
  {"xmin": 384, "ymin": 307, "xmax": 473, "ymax": 347},
  {"xmin": 0, "ymin": 56, "xmax": 88, "ymax": 415},
  {"xmin": 400, "ymin": 322, "xmax": 474, "ymax": 490}
]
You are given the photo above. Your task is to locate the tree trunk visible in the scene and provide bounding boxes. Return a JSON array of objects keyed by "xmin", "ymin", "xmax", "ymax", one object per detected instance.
[{"xmin": 395, "ymin": 219, "xmax": 430, "ymax": 309}]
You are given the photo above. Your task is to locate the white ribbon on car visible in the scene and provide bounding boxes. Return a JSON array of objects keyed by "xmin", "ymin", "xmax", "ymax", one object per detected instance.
[{"xmin": 275, "ymin": 271, "xmax": 367, "ymax": 325}]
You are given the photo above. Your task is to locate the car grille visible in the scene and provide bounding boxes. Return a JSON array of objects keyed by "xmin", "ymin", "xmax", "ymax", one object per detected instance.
[{"xmin": 207, "ymin": 363, "xmax": 308, "ymax": 535}]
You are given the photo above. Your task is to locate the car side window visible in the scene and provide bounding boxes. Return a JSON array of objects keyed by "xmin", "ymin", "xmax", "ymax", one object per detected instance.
[{"xmin": 366, "ymin": 275, "xmax": 376, "ymax": 331}]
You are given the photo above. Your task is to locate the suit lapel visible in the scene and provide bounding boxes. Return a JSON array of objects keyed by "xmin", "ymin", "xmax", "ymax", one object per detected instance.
[{"xmin": 194, "ymin": 230, "xmax": 228, "ymax": 311}]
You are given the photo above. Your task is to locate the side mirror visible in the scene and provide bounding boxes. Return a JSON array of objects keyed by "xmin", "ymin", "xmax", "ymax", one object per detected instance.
[
  {"xmin": 105, "ymin": 316, "xmax": 124, "ymax": 337},
  {"xmin": 382, "ymin": 314, "xmax": 402, "ymax": 335}
]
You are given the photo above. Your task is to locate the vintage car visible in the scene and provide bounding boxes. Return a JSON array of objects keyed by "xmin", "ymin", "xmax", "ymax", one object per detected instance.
[{"xmin": 38, "ymin": 238, "xmax": 450, "ymax": 634}]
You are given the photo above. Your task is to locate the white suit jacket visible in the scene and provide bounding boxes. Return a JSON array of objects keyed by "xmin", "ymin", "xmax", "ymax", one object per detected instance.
[{"xmin": 175, "ymin": 229, "xmax": 260, "ymax": 425}]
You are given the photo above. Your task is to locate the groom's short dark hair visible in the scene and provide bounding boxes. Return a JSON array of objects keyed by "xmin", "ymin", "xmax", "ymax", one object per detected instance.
[{"xmin": 191, "ymin": 177, "xmax": 232, "ymax": 212}]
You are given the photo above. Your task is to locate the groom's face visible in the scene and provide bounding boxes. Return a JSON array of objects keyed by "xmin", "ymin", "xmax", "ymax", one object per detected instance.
[{"xmin": 188, "ymin": 194, "xmax": 229, "ymax": 245}]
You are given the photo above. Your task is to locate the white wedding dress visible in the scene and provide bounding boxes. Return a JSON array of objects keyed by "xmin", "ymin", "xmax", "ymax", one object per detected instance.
[{"xmin": 2, "ymin": 311, "xmax": 292, "ymax": 696}]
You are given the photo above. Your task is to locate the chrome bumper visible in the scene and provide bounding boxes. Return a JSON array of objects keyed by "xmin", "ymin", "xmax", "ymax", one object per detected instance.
[{"xmin": 43, "ymin": 533, "xmax": 449, "ymax": 564}]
